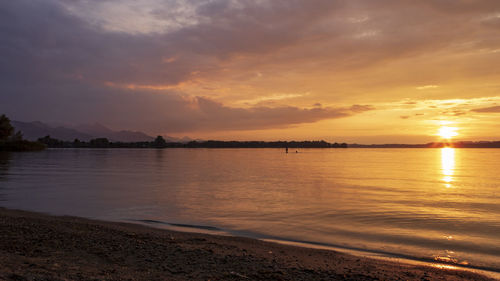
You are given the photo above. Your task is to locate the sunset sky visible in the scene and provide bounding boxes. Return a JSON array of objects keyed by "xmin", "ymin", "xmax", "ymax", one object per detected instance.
[{"xmin": 1, "ymin": 0, "xmax": 500, "ymax": 143}]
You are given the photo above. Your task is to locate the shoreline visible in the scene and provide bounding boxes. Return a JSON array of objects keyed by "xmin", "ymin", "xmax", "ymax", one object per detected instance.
[
  {"xmin": 1, "ymin": 208, "xmax": 497, "ymax": 280},
  {"xmin": 132, "ymin": 218, "xmax": 500, "ymax": 279}
]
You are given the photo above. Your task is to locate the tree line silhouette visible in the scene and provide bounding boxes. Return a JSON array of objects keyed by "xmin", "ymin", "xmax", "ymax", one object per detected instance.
[
  {"xmin": 37, "ymin": 135, "xmax": 349, "ymax": 149},
  {"xmin": 35, "ymin": 136, "xmax": 500, "ymax": 149},
  {"xmin": 0, "ymin": 114, "xmax": 45, "ymax": 151}
]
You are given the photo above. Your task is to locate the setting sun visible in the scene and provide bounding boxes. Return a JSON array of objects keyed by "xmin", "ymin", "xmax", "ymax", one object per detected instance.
[{"xmin": 438, "ymin": 126, "xmax": 458, "ymax": 139}]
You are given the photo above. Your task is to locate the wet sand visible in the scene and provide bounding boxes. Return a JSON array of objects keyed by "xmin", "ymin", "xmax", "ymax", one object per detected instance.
[{"xmin": 0, "ymin": 207, "xmax": 495, "ymax": 281}]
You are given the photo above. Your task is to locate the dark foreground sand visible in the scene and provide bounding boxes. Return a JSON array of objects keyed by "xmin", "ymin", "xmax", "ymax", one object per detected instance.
[{"xmin": 0, "ymin": 208, "xmax": 495, "ymax": 281}]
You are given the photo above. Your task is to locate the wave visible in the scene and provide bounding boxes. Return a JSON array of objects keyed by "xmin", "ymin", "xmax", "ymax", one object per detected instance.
[
  {"xmin": 129, "ymin": 218, "xmax": 500, "ymax": 276},
  {"xmin": 132, "ymin": 219, "xmax": 222, "ymax": 231}
]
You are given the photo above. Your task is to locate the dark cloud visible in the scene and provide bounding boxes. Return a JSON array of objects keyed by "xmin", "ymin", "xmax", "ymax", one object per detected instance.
[
  {"xmin": 4, "ymin": 0, "xmax": 500, "ymax": 88},
  {"xmin": 471, "ymin": 105, "xmax": 500, "ymax": 113},
  {"xmin": 0, "ymin": 75, "xmax": 372, "ymax": 134},
  {"xmin": 0, "ymin": 0, "xmax": 374, "ymax": 134},
  {"xmin": 349, "ymin": 104, "xmax": 375, "ymax": 112},
  {"xmin": 0, "ymin": 0, "xmax": 343, "ymax": 88},
  {"xmin": 0, "ymin": 0, "xmax": 193, "ymax": 87},
  {"xmin": 187, "ymin": 97, "xmax": 373, "ymax": 132},
  {"xmin": 440, "ymin": 106, "xmax": 467, "ymax": 116}
]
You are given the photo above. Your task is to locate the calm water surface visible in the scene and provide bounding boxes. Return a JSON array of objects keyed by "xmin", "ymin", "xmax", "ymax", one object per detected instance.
[{"xmin": 1, "ymin": 148, "xmax": 499, "ymax": 272}]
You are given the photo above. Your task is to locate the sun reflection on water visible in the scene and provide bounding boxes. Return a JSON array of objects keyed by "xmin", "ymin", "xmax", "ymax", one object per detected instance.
[
  {"xmin": 441, "ymin": 147, "xmax": 455, "ymax": 188},
  {"xmin": 431, "ymin": 263, "xmax": 460, "ymax": 270}
]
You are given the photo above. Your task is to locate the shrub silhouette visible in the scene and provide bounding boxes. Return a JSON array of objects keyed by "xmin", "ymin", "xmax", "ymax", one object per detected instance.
[
  {"xmin": 0, "ymin": 114, "xmax": 46, "ymax": 151},
  {"xmin": 154, "ymin": 136, "xmax": 167, "ymax": 148},
  {"xmin": 0, "ymin": 114, "xmax": 14, "ymax": 141}
]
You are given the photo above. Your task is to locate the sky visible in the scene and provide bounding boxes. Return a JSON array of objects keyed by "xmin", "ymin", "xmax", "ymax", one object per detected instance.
[{"xmin": 1, "ymin": 0, "xmax": 500, "ymax": 143}]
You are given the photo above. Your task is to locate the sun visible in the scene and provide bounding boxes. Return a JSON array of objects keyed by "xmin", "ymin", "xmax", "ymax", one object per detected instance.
[{"xmin": 438, "ymin": 126, "xmax": 458, "ymax": 139}]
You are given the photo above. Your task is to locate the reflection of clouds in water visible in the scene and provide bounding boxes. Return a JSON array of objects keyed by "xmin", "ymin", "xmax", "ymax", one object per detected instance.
[{"xmin": 441, "ymin": 148, "xmax": 455, "ymax": 188}]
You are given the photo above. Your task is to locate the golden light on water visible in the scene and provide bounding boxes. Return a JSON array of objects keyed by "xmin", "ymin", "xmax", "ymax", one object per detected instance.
[
  {"xmin": 431, "ymin": 263, "xmax": 460, "ymax": 270},
  {"xmin": 441, "ymin": 147, "xmax": 455, "ymax": 188}
]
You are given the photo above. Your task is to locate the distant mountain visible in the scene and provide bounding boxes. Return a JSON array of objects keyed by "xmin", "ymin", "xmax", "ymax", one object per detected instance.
[
  {"xmin": 162, "ymin": 136, "xmax": 197, "ymax": 143},
  {"xmin": 72, "ymin": 123, "xmax": 154, "ymax": 142},
  {"xmin": 179, "ymin": 136, "xmax": 195, "ymax": 143},
  {"xmin": 11, "ymin": 121, "xmax": 155, "ymax": 142},
  {"xmin": 12, "ymin": 121, "xmax": 94, "ymax": 141},
  {"xmin": 160, "ymin": 136, "xmax": 204, "ymax": 143},
  {"xmin": 73, "ymin": 123, "xmax": 113, "ymax": 138}
]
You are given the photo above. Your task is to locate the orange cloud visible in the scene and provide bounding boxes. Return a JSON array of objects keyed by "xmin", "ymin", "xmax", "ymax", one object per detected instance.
[{"xmin": 471, "ymin": 105, "xmax": 500, "ymax": 113}]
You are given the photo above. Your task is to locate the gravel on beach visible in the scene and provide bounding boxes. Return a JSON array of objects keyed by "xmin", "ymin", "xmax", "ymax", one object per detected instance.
[{"xmin": 0, "ymin": 208, "xmax": 495, "ymax": 281}]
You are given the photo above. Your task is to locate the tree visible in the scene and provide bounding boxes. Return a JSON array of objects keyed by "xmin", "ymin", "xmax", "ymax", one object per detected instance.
[
  {"xmin": 154, "ymin": 135, "xmax": 167, "ymax": 148},
  {"xmin": 38, "ymin": 135, "xmax": 64, "ymax": 147},
  {"xmin": 12, "ymin": 131, "xmax": 23, "ymax": 141},
  {"xmin": 89, "ymin": 138, "xmax": 110, "ymax": 148},
  {"xmin": 0, "ymin": 114, "xmax": 14, "ymax": 141}
]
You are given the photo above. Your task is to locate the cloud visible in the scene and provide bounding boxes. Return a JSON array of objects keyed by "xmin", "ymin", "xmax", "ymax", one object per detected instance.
[
  {"xmin": 0, "ymin": 0, "xmax": 371, "ymax": 130},
  {"xmin": 471, "ymin": 105, "xmax": 500, "ymax": 113},
  {"xmin": 0, "ymin": 78, "xmax": 373, "ymax": 134},
  {"xmin": 416, "ymin": 85, "xmax": 439, "ymax": 90},
  {"xmin": 441, "ymin": 109, "xmax": 467, "ymax": 116},
  {"xmin": 5, "ymin": 0, "xmax": 500, "ymax": 90},
  {"xmin": 349, "ymin": 104, "xmax": 375, "ymax": 112},
  {"xmin": 2, "ymin": 0, "xmax": 500, "ymax": 139},
  {"xmin": 236, "ymin": 93, "xmax": 307, "ymax": 106},
  {"xmin": 59, "ymin": 0, "xmax": 202, "ymax": 34},
  {"xmin": 187, "ymin": 97, "xmax": 373, "ymax": 132}
]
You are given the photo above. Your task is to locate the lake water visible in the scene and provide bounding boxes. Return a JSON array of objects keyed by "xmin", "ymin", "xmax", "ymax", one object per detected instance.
[{"xmin": 1, "ymin": 148, "xmax": 499, "ymax": 274}]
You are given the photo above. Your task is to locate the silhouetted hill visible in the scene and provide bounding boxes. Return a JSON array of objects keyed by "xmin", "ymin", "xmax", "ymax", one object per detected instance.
[
  {"xmin": 12, "ymin": 121, "xmax": 94, "ymax": 141},
  {"xmin": 12, "ymin": 121, "xmax": 155, "ymax": 142},
  {"xmin": 73, "ymin": 123, "xmax": 112, "ymax": 138},
  {"xmin": 73, "ymin": 123, "xmax": 154, "ymax": 142}
]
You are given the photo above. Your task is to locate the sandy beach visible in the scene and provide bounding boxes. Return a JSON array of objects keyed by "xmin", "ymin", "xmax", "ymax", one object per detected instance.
[{"xmin": 0, "ymin": 207, "xmax": 495, "ymax": 281}]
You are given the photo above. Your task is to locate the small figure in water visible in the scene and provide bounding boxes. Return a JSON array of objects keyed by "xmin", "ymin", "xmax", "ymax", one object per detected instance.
[
  {"xmin": 286, "ymin": 147, "xmax": 288, "ymax": 153},
  {"xmin": 296, "ymin": 150, "xmax": 298, "ymax": 153}
]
